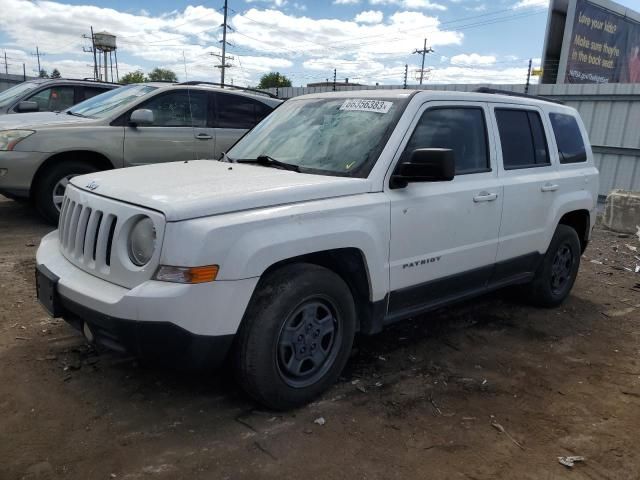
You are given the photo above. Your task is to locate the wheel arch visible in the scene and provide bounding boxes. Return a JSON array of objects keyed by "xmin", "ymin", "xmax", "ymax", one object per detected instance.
[
  {"xmin": 558, "ymin": 209, "xmax": 590, "ymax": 253},
  {"xmin": 30, "ymin": 150, "xmax": 115, "ymax": 197},
  {"xmin": 256, "ymin": 248, "xmax": 383, "ymax": 335}
]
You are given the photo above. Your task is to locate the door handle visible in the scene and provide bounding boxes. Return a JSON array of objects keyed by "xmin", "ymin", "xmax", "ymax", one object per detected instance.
[
  {"xmin": 473, "ymin": 192, "xmax": 498, "ymax": 203},
  {"xmin": 195, "ymin": 133, "xmax": 212, "ymax": 140},
  {"xmin": 541, "ymin": 183, "xmax": 559, "ymax": 192}
]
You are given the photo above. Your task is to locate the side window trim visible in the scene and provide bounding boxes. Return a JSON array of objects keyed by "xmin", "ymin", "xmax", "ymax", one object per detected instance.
[
  {"xmin": 401, "ymin": 104, "xmax": 492, "ymax": 175},
  {"xmin": 494, "ymin": 106, "xmax": 552, "ymax": 171}
]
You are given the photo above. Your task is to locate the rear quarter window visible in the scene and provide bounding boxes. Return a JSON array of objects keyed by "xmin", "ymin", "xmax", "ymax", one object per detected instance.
[{"xmin": 549, "ymin": 113, "xmax": 587, "ymax": 164}]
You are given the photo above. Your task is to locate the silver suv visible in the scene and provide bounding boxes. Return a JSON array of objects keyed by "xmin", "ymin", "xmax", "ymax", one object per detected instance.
[
  {"xmin": 0, "ymin": 82, "xmax": 281, "ymax": 222},
  {"xmin": 0, "ymin": 78, "xmax": 116, "ymax": 115}
]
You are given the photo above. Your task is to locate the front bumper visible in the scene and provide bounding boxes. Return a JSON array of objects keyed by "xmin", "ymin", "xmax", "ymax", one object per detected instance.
[
  {"xmin": 36, "ymin": 231, "xmax": 259, "ymax": 367},
  {"xmin": 0, "ymin": 150, "xmax": 49, "ymax": 198}
]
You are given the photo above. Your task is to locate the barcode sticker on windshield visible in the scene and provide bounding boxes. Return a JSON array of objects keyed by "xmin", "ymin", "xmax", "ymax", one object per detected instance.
[{"xmin": 340, "ymin": 99, "xmax": 393, "ymax": 114}]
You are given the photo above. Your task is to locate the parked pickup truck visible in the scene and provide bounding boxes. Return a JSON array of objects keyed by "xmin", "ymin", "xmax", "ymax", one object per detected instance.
[{"xmin": 36, "ymin": 89, "xmax": 599, "ymax": 410}]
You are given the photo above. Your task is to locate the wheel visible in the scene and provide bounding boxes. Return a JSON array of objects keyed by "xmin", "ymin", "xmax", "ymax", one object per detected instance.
[
  {"xmin": 234, "ymin": 263, "xmax": 356, "ymax": 410},
  {"xmin": 526, "ymin": 224, "xmax": 581, "ymax": 307},
  {"xmin": 33, "ymin": 160, "xmax": 99, "ymax": 224}
]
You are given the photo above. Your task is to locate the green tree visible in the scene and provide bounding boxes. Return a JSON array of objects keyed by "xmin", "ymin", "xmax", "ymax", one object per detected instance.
[
  {"xmin": 257, "ymin": 72, "xmax": 292, "ymax": 89},
  {"xmin": 147, "ymin": 67, "xmax": 178, "ymax": 82},
  {"xmin": 50, "ymin": 68, "xmax": 61, "ymax": 79},
  {"xmin": 120, "ymin": 70, "xmax": 146, "ymax": 84},
  {"xmin": 38, "ymin": 69, "xmax": 49, "ymax": 78}
]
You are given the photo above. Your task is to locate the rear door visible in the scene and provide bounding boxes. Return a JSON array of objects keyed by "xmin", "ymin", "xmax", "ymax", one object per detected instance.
[
  {"xmin": 212, "ymin": 92, "xmax": 271, "ymax": 158},
  {"xmin": 25, "ymin": 85, "xmax": 75, "ymax": 112},
  {"xmin": 491, "ymin": 104, "xmax": 558, "ymax": 272},
  {"xmin": 123, "ymin": 89, "xmax": 214, "ymax": 166}
]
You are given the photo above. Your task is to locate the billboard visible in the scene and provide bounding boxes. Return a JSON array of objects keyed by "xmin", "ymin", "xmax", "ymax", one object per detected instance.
[
  {"xmin": 541, "ymin": 0, "xmax": 640, "ymax": 84},
  {"xmin": 565, "ymin": 0, "xmax": 640, "ymax": 83}
]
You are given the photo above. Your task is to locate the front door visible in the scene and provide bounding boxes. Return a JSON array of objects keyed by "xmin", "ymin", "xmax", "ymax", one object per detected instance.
[
  {"xmin": 386, "ymin": 102, "xmax": 503, "ymax": 318},
  {"xmin": 123, "ymin": 89, "xmax": 214, "ymax": 166}
]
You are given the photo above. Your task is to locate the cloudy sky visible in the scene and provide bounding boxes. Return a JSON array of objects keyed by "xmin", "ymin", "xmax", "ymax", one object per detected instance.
[{"xmin": 0, "ymin": 0, "xmax": 637, "ymax": 86}]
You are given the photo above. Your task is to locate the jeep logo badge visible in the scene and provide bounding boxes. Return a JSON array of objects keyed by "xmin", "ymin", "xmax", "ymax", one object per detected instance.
[{"xmin": 86, "ymin": 180, "xmax": 99, "ymax": 191}]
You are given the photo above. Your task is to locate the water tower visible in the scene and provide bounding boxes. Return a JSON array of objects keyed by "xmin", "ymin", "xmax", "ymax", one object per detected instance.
[{"xmin": 93, "ymin": 31, "xmax": 118, "ymax": 82}]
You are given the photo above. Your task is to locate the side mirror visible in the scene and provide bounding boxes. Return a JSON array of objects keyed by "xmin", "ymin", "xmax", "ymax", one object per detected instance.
[
  {"xmin": 129, "ymin": 109, "xmax": 154, "ymax": 127},
  {"xmin": 391, "ymin": 148, "xmax": 455, "ymax": 189},
  {"xmin": 16, "ymin": 101, "xmax": 39, "ymax": 113}
]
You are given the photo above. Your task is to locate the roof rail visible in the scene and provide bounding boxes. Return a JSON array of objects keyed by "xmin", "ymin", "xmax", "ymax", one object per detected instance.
[
  {"xmin": 474, "ymin": 87, "xmax": 564, "ymax": 105},
  {"xmin": 178, "ymin": 81, "xmax": 278, "ymax": 99}
]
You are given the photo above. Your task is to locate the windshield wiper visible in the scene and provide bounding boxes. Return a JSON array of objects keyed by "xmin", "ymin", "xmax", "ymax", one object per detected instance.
[
  {"xmin": 66, "ymin": 111, "xmax": 86, "ymax": 118},
  {"xmin": 234, "ymin": 155, "xmax": 300, "ymax": 172}
]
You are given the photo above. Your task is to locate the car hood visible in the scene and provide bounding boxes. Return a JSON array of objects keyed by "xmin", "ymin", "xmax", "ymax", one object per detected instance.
[
  {"xmin": 71, "ymin": 160, "xmax": 372, "ymax": 221},
  {"xmin": 0, "ymin": 111, "xmax": 94, "ymax": 129}
]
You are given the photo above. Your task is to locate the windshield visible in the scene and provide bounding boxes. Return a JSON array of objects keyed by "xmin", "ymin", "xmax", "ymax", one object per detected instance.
[
  {"xmin": 67, "ymin": 84, "xmax": 157, "ymax": 119},
  {"xmin": 227, "ymin": 96, "xmax": 409, "ymax": 177},
  {"xmin": 0, "ymin": 81, "xmax": 41, "ymax": 108}
]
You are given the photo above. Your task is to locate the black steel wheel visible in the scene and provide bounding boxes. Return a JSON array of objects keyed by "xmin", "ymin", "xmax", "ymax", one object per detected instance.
[
  {"xmin": 276, "ymin": 298, "xmax": 342, "ymax": 388},
  {"xmin": 527, "ymin": 224, "xmax": 581, "ymax": 307}
]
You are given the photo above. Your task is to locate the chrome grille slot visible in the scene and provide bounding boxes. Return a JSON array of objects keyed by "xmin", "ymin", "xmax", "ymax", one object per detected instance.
[
  {"xmin": 67, "ymin": 203, "xmax": 83, "ymax": 253},
  {"xmin": 83, "ymin": 210, "xmax": 101, "ymax": 264},
  {"xmin": 74, "ymin": 207, "xmax": 92, "ymax": 258},
  {"xmin": 91, "ymin": 211, "xmax": 103, "ymax": 262},
  {"xmin": 105, "ymin": 218, "xmax": 117, "ymax": 267},
  {"xmin": 62, "ymin": 201, "xmax": 77, "ymax": 249},
  {"xmin": 94, "ymin": 213, "xmax": 115, "ymax": 270}
]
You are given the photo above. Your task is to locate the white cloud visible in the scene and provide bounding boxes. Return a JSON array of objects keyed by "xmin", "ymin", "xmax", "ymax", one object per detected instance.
[
  {"xmin": 369, "ymin": 0, "xmax": 447, "ymax": 11},
  {"xmin": 354, "ymin": 10, "xmax": 384, "ymax": 24},
  {"xmin": 513, "ymin": 0, "xmax": 549, "ymax": 9},
  {"xmin": 246, "ymin": 0, "xmax": 288, "ymax": 7},
  {"xmin": 334, "ymin": 0, "xmax": 361, "ymax": 4},
  {"xmin": 450, "ymin": 53, "xmax": 496, "ymax": 65}
]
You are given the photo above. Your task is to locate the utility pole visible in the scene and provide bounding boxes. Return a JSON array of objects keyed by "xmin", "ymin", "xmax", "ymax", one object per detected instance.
[
  {"xmin": 333, "ymin": 68, "xmax": 337, "ymax": 91},
  {"xmin": 3, "ymin": 51, "xmax": 7, "ymax": 75},
  {"xmin": 90, "ymin": 27, "xmax": 98, "ymax": 80},
  {"xmin": 32, "ymin": 45, "xmax": 42, "ymax": 74},
  {"xmin": 23, "ymin": 63, "xmax": 26, "ymax": 81},
  {"xmin": 220, "ymin": 0, "xmax": 229, "ymax": 86},
  {"xmin": 403, "ymin": 64, "xmax": 408, "ymax": 89},
  {"xmin": 525, "ymin": 58, "xmax": 532, "ymax": 94},
  {"xmin": 413, "ymin": 38, "xmax": 434, "ymax": 85}
]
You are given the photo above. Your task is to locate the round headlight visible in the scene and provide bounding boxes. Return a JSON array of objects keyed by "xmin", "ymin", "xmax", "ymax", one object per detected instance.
[{"xmin": 128, "ymin": 217, "xmax": 156, "ymax": 266}]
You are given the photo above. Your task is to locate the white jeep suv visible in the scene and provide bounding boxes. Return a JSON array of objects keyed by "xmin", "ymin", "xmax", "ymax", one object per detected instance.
[{"xmin": 36, "ymin": 89, "xmax": 598, "ymax": 410}]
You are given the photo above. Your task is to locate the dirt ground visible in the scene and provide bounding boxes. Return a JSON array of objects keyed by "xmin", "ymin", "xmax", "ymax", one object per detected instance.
[{"xmin": 1, "ymin": 195, "xmax": 640, "ymax": 480}]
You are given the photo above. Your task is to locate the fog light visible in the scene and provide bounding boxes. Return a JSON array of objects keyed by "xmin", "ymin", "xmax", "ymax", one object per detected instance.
[
  {"xmin": 83, "ymin": 323, "xmax": 95, "ymax": 343},
  {"xmin": 0, "ymin": 168, "xmax": 7, "ymax": 177}
]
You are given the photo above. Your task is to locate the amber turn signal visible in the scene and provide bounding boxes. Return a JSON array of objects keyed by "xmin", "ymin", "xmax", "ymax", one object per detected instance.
[{"xmin": 154, "ymin": 265, "xmax": 219, "ymax": 284}]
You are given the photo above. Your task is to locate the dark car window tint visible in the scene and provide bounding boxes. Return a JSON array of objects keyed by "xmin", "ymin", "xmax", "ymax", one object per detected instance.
[
  {"xmin": 27, "ymin": 86, "xmax": 75, "ymax": 112},
  {"xmin": 403, "ymin": 107, "xmax": 489, "ymax": 174},
  {"xmin": 139, "ymin": 90, "xmax": 207, "ymax": 127},
  {"xmin": 549, "ymin": 113, "xmax": 587, "ymax": 164},
  {"xmin": 495, "ymin": 109, "xmax": 550, "ymax": 169},
  {"xmin": 217, "ymin": 94, "xmax": 265, "ymax": 129},
  {"xmin": 83, "ymin": 87, "xmax": 110, "ymax": 101}
]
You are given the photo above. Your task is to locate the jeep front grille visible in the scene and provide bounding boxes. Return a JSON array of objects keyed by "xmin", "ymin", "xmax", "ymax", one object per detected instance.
[
  {"xmin": 59, "ymin": 197, "xmax": 118, "ymax": 271},
  {"xmin": 56, "ymin": 184, "xmax": 165, "ymax": 289}
]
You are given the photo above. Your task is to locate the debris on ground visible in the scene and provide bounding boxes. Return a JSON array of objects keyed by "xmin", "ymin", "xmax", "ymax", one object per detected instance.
[
  {"xmin": 314, "ymin": 417, "xmax": 326, "ymax": 426},
  {"xmin": 601, "ymin": 307, "xmax": 636, "ymax": 318},
  {"xmin": 558, "ymin": 456, "xmax": 585, "ymax": 468},
  {"xmin": 491, "ymin": 421, "xmax": 524, "ymax": 450}
]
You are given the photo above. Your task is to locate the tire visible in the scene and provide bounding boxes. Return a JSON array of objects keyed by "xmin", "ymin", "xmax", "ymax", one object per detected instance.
[
  {"xmin": 33, "ymin": 160, "xmax": 100, "ymax": 225},
  {"xmin": 234, "ymin": 263, "xmax": 356, "ymax": 410},
  {"xmin": 526, "ymin": 224, "xmax": 582, "ymax": 308}
]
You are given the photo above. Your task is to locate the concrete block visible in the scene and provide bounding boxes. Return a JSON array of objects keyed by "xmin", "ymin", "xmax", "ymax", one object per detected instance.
[{"xmin": 603, "ymin": 190, "xmax": 640, "ymax": 234}]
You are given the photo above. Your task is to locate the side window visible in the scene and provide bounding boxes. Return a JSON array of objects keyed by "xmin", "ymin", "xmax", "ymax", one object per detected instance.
[
  {"xmin": 216, "ymin": 94, "xmax": 262, "ymax": 129},
  {"xmin": 27, "ymin": 86, "xmax": 75, "ymax": 111},
  {"xmin": 83, "ymin": 87, "xmax": 109, "ymax": 101},
  {"xmin": 403, "ymin": 107, "xmax": 489, "ymax": 174},
  {"xmin": 495, "ymin": 109, "xmax": 550, "ymax": 169},
  {"xmin": 137, "ymin": 90, "xmax": 207, "ymax": 127},
  {"xmin": 549, "ymin": 113, "xmax": 587, "ymax": 164}
]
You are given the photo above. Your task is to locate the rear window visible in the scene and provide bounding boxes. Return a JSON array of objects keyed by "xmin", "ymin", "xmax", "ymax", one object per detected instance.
[
  {"xmin": 549, "ymin": 113, "xmax": 587, "ymax": 164},
  {"xmin": 216, "ymin": 93, "xmax": 271, "ymax": 129},
  {"xmin": 495, "ymin": 109, "xmax": 550, "ymax": 170}
]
